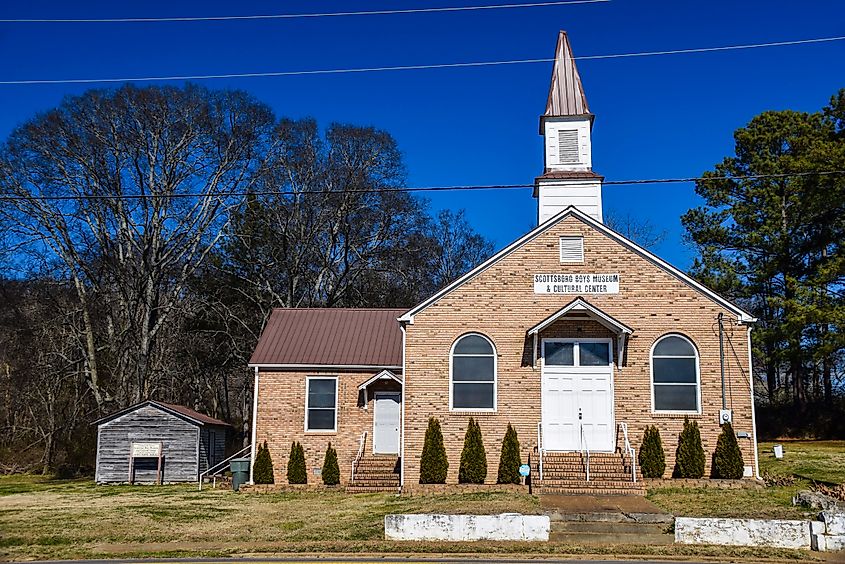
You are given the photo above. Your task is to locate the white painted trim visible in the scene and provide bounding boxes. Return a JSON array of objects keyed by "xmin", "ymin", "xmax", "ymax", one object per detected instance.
[
  {"xmin": 373, "ymin": 391, "xmax": 402, "ymax": 455},
  {"xmin": 304, "ymin": 375, "xmax": 339, "ymax": 433},
  {"xmin": 747, "ymin": 326, "xmax": 761, "ymax": 480},
  {"xmin": 449, "ymin": 333, "xmax": 498, "ymax": 412},
  {"xmin": 358, "ymin": 369, "xmax": 403, "ymax": 391},
  {"xmin": 527, "ymin": 297, "xmax": 633, "ymax": 336},
  {"xmin": 650, "ymin": 333, "xmax": 702, "ymax": 415},
  {"xmin": 250, "ymin": 363, "xmax": 402, "ymax": 371},
  {"xmin": 249, "ymin": 366, "xmax": 258, "ymax": 485},
  {"xmin": 399, "ymin": 324, "xmax": 407, "ymax": 488},
  {"xmin": 540, "ymin": 338, "xmax": 615, "ymax": 452},
  {"xmin": 398, "ymin": 206, "xmax": 756, "ymax": 324}
]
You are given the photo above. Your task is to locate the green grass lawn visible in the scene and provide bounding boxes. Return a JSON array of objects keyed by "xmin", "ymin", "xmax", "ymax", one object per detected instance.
[{"xmin": 758, "ymin": 440, "xmax": 845, "ymax": 484}]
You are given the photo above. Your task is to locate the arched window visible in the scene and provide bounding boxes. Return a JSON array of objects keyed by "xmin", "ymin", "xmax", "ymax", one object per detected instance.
[
  {"xmin": 450, "ymin": 333, "xmax": 496, "ymax": 411},
  {"xmin": 651, "ymin": 334, "xmax": 700, "ymax": 413}
]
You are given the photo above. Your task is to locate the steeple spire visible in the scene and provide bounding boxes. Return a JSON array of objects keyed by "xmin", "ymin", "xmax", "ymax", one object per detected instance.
[
  {"xmin": 534, "ymin": 31, "xmax": 603, "ymax": 224},
  {"xmin": 543, "ymin": 30, "xmax": 591, "ymax": 124}
]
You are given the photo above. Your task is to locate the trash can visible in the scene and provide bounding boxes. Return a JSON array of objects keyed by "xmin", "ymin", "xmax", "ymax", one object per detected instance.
[{"xmin": 230, "ymin": 457, "xmax": 250, "ymax": 491}]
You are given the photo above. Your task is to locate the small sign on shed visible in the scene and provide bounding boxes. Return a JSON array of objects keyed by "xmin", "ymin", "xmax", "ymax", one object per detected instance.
[{"xmin": 129, "ymin": 441, "xmax": 163, "ymax": 485}]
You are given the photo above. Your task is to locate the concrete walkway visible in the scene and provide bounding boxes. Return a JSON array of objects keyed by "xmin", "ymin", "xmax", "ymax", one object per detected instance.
[{"xmin": 540, "ymin": 494, "xmax": 673, "ymax": 523}]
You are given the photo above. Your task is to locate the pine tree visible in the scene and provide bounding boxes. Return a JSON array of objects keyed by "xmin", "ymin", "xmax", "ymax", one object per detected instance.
[
  {"xmin": 712, "ymin": 423, "xmax": 745, "ymax": 479},
  {"xmin": 497, "ymin": 423, "xmax": 522, "ymax": 484},
  {"xmin": 673, "ymin": 416, "xmax": 706, "ymax": 478},
  {"xmin": 459, "ymin": 417, "xmax": 487, "ymax": 484},
  {"xmin": 287, "ymin": 441, "xmax": 307, "ymax": 484},
  {"xmin": 419, "ymin": 417, "xmax": 448, "ymax": 484},
  {"xmin": 252, "ymin": 440, "xmax": 275, "ymax": 484},
  {"xmin": 638, "ymin": 425, "xmax": 666, "ymax": 479},
  {"xmin": 322, "ymin": 442, "xmax": 340, "ymax": 485}
]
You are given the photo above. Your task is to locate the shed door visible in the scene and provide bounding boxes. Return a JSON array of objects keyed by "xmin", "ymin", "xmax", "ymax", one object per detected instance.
[{"xmin": 373, "ymin": 392, "xmax": 401, "ymax": 454}]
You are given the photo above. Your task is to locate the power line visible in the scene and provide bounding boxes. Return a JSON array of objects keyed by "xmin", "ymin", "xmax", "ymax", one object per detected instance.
[
  {"xmin": 0, "ymin": 1, "xmax": 609, "ymax": 23},
  {"xmin": 1, "ymin": 35, "xmax": 843, "ymax": 85},
  {"xmin": 2, "ymin": 170, "xmax": 843, "ymax": 202}
]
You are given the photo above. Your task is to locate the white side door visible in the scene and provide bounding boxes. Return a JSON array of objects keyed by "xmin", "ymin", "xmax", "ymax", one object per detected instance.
[{"xmin": 373, "ymin": 392, "xmax": 401, "ymax": 454}]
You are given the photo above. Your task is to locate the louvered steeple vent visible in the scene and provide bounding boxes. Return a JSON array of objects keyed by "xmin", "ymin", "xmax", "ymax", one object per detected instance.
[{"xmin": 534, "ymin": 31, "xmax": 603, "ymax": 224}]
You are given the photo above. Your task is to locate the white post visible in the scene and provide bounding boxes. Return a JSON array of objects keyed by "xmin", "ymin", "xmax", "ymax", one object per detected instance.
[{"xmin": 249, "ymin": 365, "xmax": 259, "ymax": 485}]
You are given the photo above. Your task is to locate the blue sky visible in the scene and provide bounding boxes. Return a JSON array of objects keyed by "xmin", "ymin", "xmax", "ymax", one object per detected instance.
[{"xmin": 1, "ymin": 0, "xmax": 843, "ymax": 268}]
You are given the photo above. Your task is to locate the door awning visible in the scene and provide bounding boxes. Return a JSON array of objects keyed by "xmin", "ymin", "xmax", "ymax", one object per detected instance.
[
  {"xmin": 527, "ymin": 297, "xmax": 633, "ymax": 365},
  {"xmin": 358, "ymin": 369, "xmax": 403, "ymax": 391}
]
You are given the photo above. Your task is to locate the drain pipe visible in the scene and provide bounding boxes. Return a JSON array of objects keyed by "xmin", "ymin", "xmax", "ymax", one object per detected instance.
[{"xmin": 718, "ymin": 313, "xmax": 726, "ymax": 410}]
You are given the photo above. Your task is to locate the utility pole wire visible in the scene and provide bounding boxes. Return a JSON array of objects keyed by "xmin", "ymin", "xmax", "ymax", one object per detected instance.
[
  {"xmin": 0, "ymin": 1, "xmax": 609, "ymax": 23},
  {"xmin": 1, "ymin": 35, "xmax": 843, "ymax": 85},
  {"xmin": 2, "ymin": 170, "xmax": 842, "ymax": 202}
]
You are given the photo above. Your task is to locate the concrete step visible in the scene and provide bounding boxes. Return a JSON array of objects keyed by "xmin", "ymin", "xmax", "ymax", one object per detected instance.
[
  {"xmin": 345, "ymin": 486, "xmax": 399, "ymax": 493},
  {"xmin": 537, "ymin": 487, "xmax": 646, "ymax": 496},
  {"xmin": 553, "ymin": 521, "xmax": 669, "ymax": 534},
  {"xmin": 549, "ymin": 531, "xmax": 673, "ymax": 545}
]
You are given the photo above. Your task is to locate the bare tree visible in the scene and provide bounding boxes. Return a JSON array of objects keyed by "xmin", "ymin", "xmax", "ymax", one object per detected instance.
[{"xmin": 605, "ymin": 211, "xmax": 667, "ymax": 250}]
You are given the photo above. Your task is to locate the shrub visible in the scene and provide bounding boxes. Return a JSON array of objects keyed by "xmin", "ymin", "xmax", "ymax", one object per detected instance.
[
  {"xmin": 322, "ymin": 442, "xmax": 340, "ymax": 485},
  {"xmin": 253, "ymin": 440, "xmax": 275, "ymax": 484},
  {"xmin": 673, "ymin": 416, "xmax": 705, "ymax": 478},
  {"xmin": 459, "ymin": 417, "xmax": 487, "ymax": 484},
  {"xmin": 638, "ymin": 425, "xmax": 666, "ymax": 479},
  {"xmin": 419, "ymin": 417, "xmax": 448, "ymax": 484},
  {"xmin": 497, "ymin": 423, "xmax": 522, "ymax": 484},
  {"xmin": 286, "ymin": 441, "xmax": 307, "ymax": 484},
  {"xmin": 712, "ymin": 422, "xmax": 744, "ymax": 479}
]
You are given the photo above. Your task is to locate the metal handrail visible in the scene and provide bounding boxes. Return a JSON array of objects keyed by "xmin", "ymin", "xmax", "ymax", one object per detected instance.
[
  {"xmin": 198, "ymin": 444, "xmax": 252, "ymax": 491},
  {"xmin": 536, "ymin": 422, "xmax": 544, "ymax": 481},
  {"xmin": 351, "ymin": 431, "xmax": 367, "ymax": 483},
  {"xmin": 580, "ymin": 424, "xmax": 590, "ymax": 482},
  {"xmin": 620, "ymin": 422, "xmax": 637, "ymax": 483}
]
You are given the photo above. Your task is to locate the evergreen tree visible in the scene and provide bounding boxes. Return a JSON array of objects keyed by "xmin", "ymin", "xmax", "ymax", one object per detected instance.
[
  {"xmin": 252, "ymin": 440, "xmax": 275, "ymax": 484},
  {"xmin": 419, "ymin": 417, "xmax": 448, "ymax": 484},
  {"xmin": 712, "ymin": 423, "xmax": 745, "ymax": 479},
  {"xmin": 459, "ymin": 417, "xmax": 487, "ymax": 484},
  {"xmin": 287, "ymin": 441, "xmax": 307, "ymax": 484},
  {"xmin": 673, "ymin": 416, "xmax": 706, "ymax": 478},
  {"xmin": 638, "ymin": 425, "xmax": 666, "ymax": 479},
  {"xmin": 497, "ymin": 423, "xmax": 522, "ymax": 484},
  {"xmin": 322, "ymin": 442, "xmax": 340, "ymax": 485}
]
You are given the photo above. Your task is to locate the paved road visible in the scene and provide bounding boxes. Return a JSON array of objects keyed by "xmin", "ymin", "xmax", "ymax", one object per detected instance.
[{"xmin": 9, "ymin": 559, "xmax": 728, "ymax": 564}]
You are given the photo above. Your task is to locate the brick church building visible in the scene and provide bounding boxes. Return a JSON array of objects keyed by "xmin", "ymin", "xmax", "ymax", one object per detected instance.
[{"xmin": 248, "ymin": 31, "xmax": 759, "ymax": 493}]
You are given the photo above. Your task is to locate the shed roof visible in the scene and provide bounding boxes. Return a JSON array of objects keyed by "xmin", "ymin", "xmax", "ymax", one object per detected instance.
[
  {"xmin": 542, "ymin": 31, "xmax": 591, "ymax": 124},
  {"xmin": 93, "ymin": 400, "xmax": 231, "ymax": 427},
  {"xmin": 249, "ymin": 308, "xmax": 404, "ymax": 368}
]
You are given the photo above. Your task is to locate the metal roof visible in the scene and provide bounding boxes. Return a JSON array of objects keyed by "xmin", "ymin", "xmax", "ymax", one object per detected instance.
[
  {"xmin": 93, "ymin": 400, "xmax": 231, "ymax": 427},
  {"xmin": 249, "ymin": 308, "xmax": 405, "ymax": 368},
  {"xmin": 543, "ymin": 31, "xmax": 591, "ymax": 121}
]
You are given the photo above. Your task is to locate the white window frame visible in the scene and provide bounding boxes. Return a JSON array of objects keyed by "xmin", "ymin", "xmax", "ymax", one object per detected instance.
[
  {"xmin": 650, "ymin": 333, "xmax": 701, "ymax": 414},
  {"xmin": 304, "ymin": 376, "xmax": 338, "ymax": 433},
  {"xmin": 541, "ymin": 338, "xmax": 614, "ymax": 368},
  {"xmin": 449, "ymin": 333, "xmax": 497, "ymax": 412}
]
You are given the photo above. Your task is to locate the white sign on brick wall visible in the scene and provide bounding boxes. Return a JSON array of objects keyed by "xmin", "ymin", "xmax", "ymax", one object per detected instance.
[{"xmin": 534, "ymin": 273, "xmax": 619, "ymax": 294}]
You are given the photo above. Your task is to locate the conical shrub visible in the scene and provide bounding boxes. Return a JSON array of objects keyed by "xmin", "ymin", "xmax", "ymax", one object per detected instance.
[
  {"xmin": 497, "ymin": 423, "xmax": 521, "ymax": 484},
  {"xmin": 252, "ymin": 440, "xmax": 275, "ymax": 484},
  {"xmin": 287, "ymin": 441, "xmax": 307, "ymax": 484},
  {"xmin": 322, "ymin": 442, "xmax": 340, "ymax": 485},
  {"xmin": 712, "ymin": 423, "xmax": 744, "ymax": 479},
  {"xmin": 419, "ymin": 417, "xmax": 448, "ymax": 484},
  {"xmin": 673, "ymin": 416, "xmax": 705, "ymax": 478},
  {"xmin": 459, "ymin": 417, "xmax": 487, "ymax": 484},
  {"xmin": 638, "ymin": 425, "xmax": 666, "ymax": 479}
]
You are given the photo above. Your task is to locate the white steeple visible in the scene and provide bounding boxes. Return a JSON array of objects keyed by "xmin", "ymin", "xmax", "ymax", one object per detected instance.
[{"xmin": 534, "ymin": 31, "xmax": 603, "ymax": 224}]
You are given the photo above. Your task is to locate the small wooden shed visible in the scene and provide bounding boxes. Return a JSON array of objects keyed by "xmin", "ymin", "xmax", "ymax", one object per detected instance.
[{"xmin": 94, "ymin": 400, "xmax": 230, "ymax": 484}]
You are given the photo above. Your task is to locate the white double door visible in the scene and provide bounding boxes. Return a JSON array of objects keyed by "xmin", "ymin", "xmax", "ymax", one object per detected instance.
[
  {"xmin": 373, "ymin": 392, "xmax": 401, "ymax": 454},
  {"xmin": 541, "ymin": 339, "xmax": 614, "ymax": 452}
]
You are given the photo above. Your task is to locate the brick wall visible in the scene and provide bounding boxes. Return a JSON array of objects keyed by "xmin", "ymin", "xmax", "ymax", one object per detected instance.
[
  {"xmin": 403, "ymin": 214, "xmax": 756, "ymax": 484},
  {"xmin": 255, "ymin": 370, "xmax": 400, "ymax": 485}
]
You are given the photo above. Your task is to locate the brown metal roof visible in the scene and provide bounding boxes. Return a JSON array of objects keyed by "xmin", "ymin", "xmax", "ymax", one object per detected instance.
[
  {"xmin": 93, "ymin": 400, "xmax": 231, "ymax": 427},
  {"xmin": 249, "ymin": 308, "xmax": 405, "ymax": 368},
  {"xmin": 535, "ymin": 170, "xmax": 604, "ymax": 180},
  {"xmin": 543, "ymin": 31, "xmax": 590, "ymax": 122}
]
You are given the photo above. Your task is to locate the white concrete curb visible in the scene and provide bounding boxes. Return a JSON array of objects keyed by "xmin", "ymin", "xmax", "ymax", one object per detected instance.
[{"xmin": 384, "ymin": 513, "xmax": 550, "ymax": 541}]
